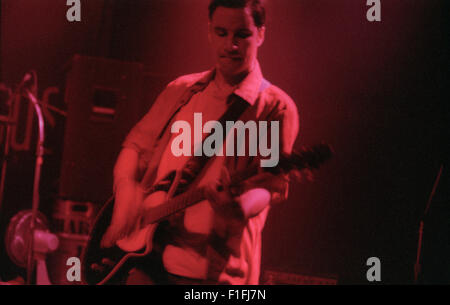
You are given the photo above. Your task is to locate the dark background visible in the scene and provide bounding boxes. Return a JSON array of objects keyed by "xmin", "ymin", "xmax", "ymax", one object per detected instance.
[{"xmin": 0, "ymin": 0, "xmax": 448, "ymax": 284}]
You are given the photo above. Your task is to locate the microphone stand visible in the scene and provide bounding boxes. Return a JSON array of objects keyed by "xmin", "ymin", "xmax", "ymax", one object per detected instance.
[
  {"xmin": 0, "ymin": 74, "xmax": 34, "ymax": 213},
  {"xmin": 0, "ymin": 85, "xmax": 14, "ymax": 215},
  {"xmin": 24, "ymin": 84, "xmax": 46, "ymax": 285}
]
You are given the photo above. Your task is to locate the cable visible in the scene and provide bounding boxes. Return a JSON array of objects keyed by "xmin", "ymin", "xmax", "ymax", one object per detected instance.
[{"xmin": 414, "ymin": 164, "xmax": 444, "ymax": 284}]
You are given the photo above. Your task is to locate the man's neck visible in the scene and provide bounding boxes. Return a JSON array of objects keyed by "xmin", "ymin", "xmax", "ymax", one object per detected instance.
[
  {"xmin": 215, "ymin": 60, "xmax": 255, "ymax": 90},
  {"xmin": 214, "ymin": 70, "xmax": 246, "ymax": 92}
]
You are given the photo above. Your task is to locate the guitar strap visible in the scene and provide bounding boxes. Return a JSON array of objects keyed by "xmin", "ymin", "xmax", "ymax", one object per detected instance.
[
  {"xmin": 154, "ymin": 78, "xmax": 271, "ymax": 197},
  {"xmin": 167, "ymin": 94, "xmax": 249, "ymax": 197}
]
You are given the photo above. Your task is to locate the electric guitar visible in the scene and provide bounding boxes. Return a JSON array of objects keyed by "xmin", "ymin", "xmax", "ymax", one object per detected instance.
[{"xmin": 81, "ymin": 144, "xmax": 333, "ymax": 285}]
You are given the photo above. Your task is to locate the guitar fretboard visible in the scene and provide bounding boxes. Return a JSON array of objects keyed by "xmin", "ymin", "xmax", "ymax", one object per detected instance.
[
  {"xmin": 144, "ymin": 186, "xmax": 206, "ymax": 224},
  {"xmin": 141, "ymin": 144, "xmax": 332, "ymax": 226}
]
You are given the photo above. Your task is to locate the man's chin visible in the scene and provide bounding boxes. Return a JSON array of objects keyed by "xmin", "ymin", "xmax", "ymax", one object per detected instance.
[{"xmin": 218, "ymin": 65, "xmax": 248, "ymax": 80}]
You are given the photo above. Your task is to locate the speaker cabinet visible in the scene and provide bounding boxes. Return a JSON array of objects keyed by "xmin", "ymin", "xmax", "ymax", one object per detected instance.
[{"xmin": 59, "ymin": 55, "xmax": 145, "ymax": 204}]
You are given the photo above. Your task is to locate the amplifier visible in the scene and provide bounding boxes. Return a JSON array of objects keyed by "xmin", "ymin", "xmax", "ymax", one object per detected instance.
[{"xmin": 59, "ymin": 55, "xmax": 145, "ymax": 203}]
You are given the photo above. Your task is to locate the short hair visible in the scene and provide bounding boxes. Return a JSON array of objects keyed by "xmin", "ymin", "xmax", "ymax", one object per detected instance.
[{"xmin": 208, "ymin": 0, "xmax": 266, "ymax": 28}]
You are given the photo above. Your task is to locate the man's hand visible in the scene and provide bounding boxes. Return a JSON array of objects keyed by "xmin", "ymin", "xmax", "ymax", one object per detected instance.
[
  {"xmin": 100, "ymin": 178, "xmax": 143, "ymax": 248},
  {"xmin": 205, "ymin": 167, "xmax": 274, "ymax": 221},
  {"xmin": 101, "ymin": 222, "xmax": 135, "ymax": 249},
  {"xmin": 100, "ymin": 210, "xmax": 141, "ymax": 248},
  {"xmin": 204, "ymin": 167, "xmax": 245, "ymax": 220}
]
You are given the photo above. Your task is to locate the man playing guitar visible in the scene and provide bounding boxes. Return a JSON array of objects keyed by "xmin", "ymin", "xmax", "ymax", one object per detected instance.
[{"xmin": 99, "ymin": 0, "xmax": 300, "ymax": 285}]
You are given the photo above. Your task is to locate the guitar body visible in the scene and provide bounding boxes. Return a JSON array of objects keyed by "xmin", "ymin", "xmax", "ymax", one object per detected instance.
[
  {"xmin": 116, "ymin": 191, "xmax": 168, "ymax": 252},
  {"xmin": 82, "ymin": 191, "xmax": 167, "ymax": 285},
  {"xmin": 81, "ymin": 144, "xmax": 333, "ymax": 285}
]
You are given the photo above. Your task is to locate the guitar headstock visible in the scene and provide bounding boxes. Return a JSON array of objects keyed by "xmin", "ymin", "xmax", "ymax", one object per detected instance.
[
  {"xmin": 228, "ymin": 143, "xmax": 334, "ymax": 187},
  {"xmin": 277, "ymin": 143, "xmax": 334, "ymax": 174}
]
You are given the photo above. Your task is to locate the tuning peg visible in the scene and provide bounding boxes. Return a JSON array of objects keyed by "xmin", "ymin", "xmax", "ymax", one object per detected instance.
[
  {"xmin": 290, "ymin": 170, "xmax": 302, "ymax": 183},
  {"xmin": 304, "ymin": 169, "xmax": 315, "ymax": 182}
]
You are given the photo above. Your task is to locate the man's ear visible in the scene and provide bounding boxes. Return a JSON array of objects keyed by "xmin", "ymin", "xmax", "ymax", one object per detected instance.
[{"xmin": 257, "ymin": 26, "xmax": 266, "ymax": 47}]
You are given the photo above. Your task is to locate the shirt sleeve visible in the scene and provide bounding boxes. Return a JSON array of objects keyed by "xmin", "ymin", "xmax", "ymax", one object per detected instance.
[
  {"xmin": 122, "ymin": 80, "xmax": 182, "ymax": 159},
  {"xmin": 243, "ymin": 92, "xmax": 300, "ymax": 205}
]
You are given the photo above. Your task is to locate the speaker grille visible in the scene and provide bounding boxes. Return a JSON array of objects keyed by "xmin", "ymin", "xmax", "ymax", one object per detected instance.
[{"xmin": 59, "ymin": 55, "xmax": 145, "ymax": 203}]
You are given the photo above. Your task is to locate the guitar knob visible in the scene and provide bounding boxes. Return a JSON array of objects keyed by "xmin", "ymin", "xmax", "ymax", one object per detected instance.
[
  {"xmin": 101, "ymin": 258, "xmax": 115, "ymax": 267},
  {"xmin": 90, "ymin": 263, "xmax": 104, "ymax": 272}
]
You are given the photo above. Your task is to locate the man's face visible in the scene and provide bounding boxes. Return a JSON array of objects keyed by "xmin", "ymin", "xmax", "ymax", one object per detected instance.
[{"xmin": 209, "ymin": 6, "xmax": 265, "ymax": 79}]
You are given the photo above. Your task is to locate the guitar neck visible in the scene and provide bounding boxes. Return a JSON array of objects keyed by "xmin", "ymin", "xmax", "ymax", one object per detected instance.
[
  {"xmin": 141, "ymin": 144, "xmax": 332, "ymax": 225},
  {"xmin": 142, "ymin": 161, "xmax": 261, "ymax": 225},
  {"xmin": 144, "ymin": 186, "xmax": 207, "ymax": 225},
  {"xmin": 141, "ymin": 165, "xmax": 259, "ymax": 225}
]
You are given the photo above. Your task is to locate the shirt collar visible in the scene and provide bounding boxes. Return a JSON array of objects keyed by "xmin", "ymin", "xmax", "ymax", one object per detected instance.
[
  {"xmin": 233, "ymin": 61, "xmax": 263, "ymax": 106},
  {"xmin": 191, "ymin": 61, "xmax": 264, "ymax": 106}
]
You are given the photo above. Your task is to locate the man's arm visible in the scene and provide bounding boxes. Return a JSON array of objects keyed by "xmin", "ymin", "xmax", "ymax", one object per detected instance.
[
  {"xmin": 101, "ymin": 148, "xmax": 143, "ymax": 248},
  {"xmin": 205, "ymin": 175, "xmax": 271, "ymax": 220},
  {"xmin": 238, "ymin": 188, "xmax": 271, "ymax": 219},
  {"xmin": 206, "ymin": 91, "xmax": 300, "ymax": 220},
  {"xmin": 205, "ymin": 171, "xmax": 289, "ymax": 220}
]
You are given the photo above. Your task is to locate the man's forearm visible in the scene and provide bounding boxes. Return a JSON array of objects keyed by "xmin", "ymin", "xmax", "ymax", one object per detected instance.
[
  {"xmin": 113, "ymin": 148, "xmax": 140, "ymax": 190},
  {"xmin": 110, "ymin": 148, "xmax": 142, "ymax": 228},
  {"xmin": 238, "ymin": 188, "xmax": 271, "ymax": 219}
]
